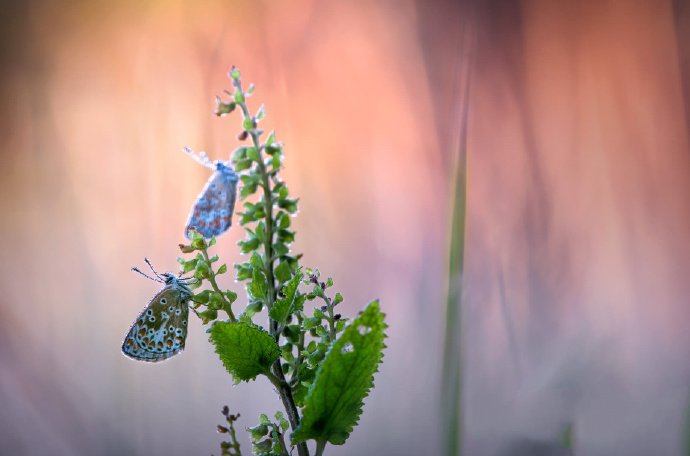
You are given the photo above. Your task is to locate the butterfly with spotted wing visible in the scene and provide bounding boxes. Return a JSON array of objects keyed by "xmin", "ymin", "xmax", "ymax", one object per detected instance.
[{"xmin": 121, "ymin": 259, "xmax": 196, "ymax": 362}]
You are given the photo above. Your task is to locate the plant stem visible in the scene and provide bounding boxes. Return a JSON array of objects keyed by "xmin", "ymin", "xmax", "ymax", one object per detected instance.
[
  {"xmin": 233, "ymin": 75, "xmax": 309, "ymax": 456},
  {"xmin": 315, "ymin": 440, "xmax": 326, "ymax": 456},
  {"xmin": 232, "ymin": 78, "xmax": 277, "ymax": 317},
  {"xmin": 442, "ymin": 42, "xmax": 472, "ymax": 456},
  {"xmin": 322, "ymin": 295, "xmax": 336, "ymax": 340},
  {"xmin": 201, "ymin": 248, "xmax": 236, "ymax": 322},
  {"xmin": 274, "ymin": 426, "xmax": 290, "ymax": 456},
  {"xmin": 227, "ymin": 416, "xmax": 242, "ymax": 455},
  {"xmin": 310, "ymin": 276, "xmax": 336, "ymax": 340}
]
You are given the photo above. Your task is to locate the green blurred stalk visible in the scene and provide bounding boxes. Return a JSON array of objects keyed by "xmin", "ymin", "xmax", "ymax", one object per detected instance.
[
  {"xmin": 684, "ymin": 392, "xmax": 690, "ymax": 456},
  {"xmin": 441, "ymin": 74, "xmax": 470, "ymax": 456}
]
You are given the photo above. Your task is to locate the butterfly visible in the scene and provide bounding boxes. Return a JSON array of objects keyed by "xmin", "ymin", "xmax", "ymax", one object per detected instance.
[
  {"xmin": 122, "ymin": 259, "xmax": 196, "ymax": 362},
  {"xmin": 184, "ymin": 148, "xmax": 239, "ymax": 239}
]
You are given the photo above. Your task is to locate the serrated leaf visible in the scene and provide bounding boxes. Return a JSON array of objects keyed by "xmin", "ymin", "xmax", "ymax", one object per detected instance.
[
  {"xmin": 269, "ymin": 271, "xmax": 303, "ymax": 324},
  {"xmin": 292, "ymin": 301, "xmax": 386, "ymax": 445},
  {"xmin": 209, "ymin": 321, "xmax": 280, "ymax": 382}
]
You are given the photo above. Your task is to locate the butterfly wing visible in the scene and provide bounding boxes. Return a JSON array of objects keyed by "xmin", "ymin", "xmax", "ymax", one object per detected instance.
[
  {"xmin": 122, "ymin": 284, "xmax": 191, "ymax": 362},
  {"xmin": 185, "ymin": 164, "xmax": 238, "ymax": 239}
]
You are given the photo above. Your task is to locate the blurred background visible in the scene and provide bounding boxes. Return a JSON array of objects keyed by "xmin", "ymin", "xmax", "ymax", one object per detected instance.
[{"xmin": 1, "ymin": 1, "xmax": 690, "ymax": 455}]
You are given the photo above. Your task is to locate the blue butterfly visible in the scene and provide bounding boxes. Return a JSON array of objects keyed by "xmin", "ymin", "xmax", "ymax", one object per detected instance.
[
  {"xmin": 184, "ymin": 148, "xmax": 239, "ymax": 239},
  {"xmin": 122, "ymin": 259, "xmax": 196, "ymax": 362}
]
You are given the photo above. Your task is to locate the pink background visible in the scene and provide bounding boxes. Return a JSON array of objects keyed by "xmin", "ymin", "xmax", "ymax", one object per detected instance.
[{"xmin": 1, "ymin": 1, "xmax": 690, "ymax": 455}]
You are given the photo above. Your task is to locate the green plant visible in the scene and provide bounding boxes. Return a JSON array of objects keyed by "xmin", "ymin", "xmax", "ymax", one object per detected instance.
[{"xmin": 177, "ymin": 67, "xmax": 387, "ymax": 456}]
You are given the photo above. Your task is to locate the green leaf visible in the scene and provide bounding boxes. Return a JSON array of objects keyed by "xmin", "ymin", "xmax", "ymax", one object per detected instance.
[
  {"xmin": 249, "ymin": 424, "xmax": 269, "ymax": 439},
  {"xmin": 191, "ymin": 237, "xmax": 207, "ymax": 250},
  {"xmin": 271, "ymin": 154, "xmax": 281, "ymax": 170},
  {"xmin": 247, "ymin": 146, "xmax": 260, "ymax": 161},
  {"xmin": 265, "ymin": 143, "xmax": 281, "ymax": 155},
  {"xmin": 240, "ymin": 181, "xmax": 258, "ymax": 199},
  {"xmin": 242, "ymin": 300, "xmax": 263, "ymax": 320},
  {"xmin": 276, "ymin": 211, "xmax": 291, "ymax": 229},
  {"xmin": 194, "ymin": 289, "xmax": 212, "ymax": 304},
  {"xmin": 249, "ymin": 268, "xmax": 267, "ymax": 300},
  {"xmin": 255, "ymin": 221, "xmax": 266, "ymax": 242},
  {"xmin": 269, "ymin": 271, "xmax": 303, "ymax": 324},
  {"xmin": 235, "ymin": 263, "xmax": 253, "ymax": 281},
  {"xmin": 292, "ymin": 301, "xmax": 386, "ymax": 445},
  {"xmin": 209, "ymin": 321, "xmax": 280, "ymax": 382},
  {"xmin": 179, "ymin": 257, "xmax": 198, "ymax": 273},
  {"xmin": 197, "ymin": 309, "xmax": 218, "ymax": 324},
  {"xmin": 274, "ymin": 261, "xmax": 291, "ymax": 284},
  {"xmin": 277, "ymin": 228, "xmax": 295, "ymax": 243},
  {"xmin": 239, "ymin": 236, "xmax": 261, "ymax": 254},
  {"xmin": 233, "ymin": 146, "xmax": 248, "ymax": 161},
  {"xmin": 273, "ymin": 242, "xmax": 289, "ymax": 256},
  {"xmin": 195, "ymin": 260, "xmax": 211, "ymax": 279},
  {"xmin": 250, "ymin": 252, "xmax": 263, "ymax": 269},
  {"xmin": 275, "ymin": 411, "xmax": 289, "ymax": 432},
  {"xmin": 214, "ymin": 97, "xmax": 235, "ymax": 117},
  {"xmin": 217, "ymin": 264, "xmax": 228, "ymax": 275},
  {"xmin": 208, "ymin": 292, "xmax": 224, "ymax": 310},
  {"xmin": 278, "ymin": 198, "xmax": 299, "ymax": 214}
]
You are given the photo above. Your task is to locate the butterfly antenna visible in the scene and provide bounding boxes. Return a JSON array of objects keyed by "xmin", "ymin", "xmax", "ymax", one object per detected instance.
[
  {"xmin": 177, "ymin": 270, "xmax": 197, "ymax": 281},
  {"xmin": 143, "ymin": 257, "xmax": 164, "ymax": 281},
  {"xmin": 131, "ymin": 267, "xmax": 163, "ymax": 283},
  {"xmin": 183, "ymin": 147, "xmax": 215, "ymax": 170}
]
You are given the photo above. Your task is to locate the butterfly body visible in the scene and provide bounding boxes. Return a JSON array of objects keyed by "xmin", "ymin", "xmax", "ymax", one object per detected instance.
[
  {"xmin": 122, "ymin": 273, "xmax": 193, "ymax": 362},
  {"xmin": 185, "ymin": 161, "xmax": 238, "ymax": 239}
]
